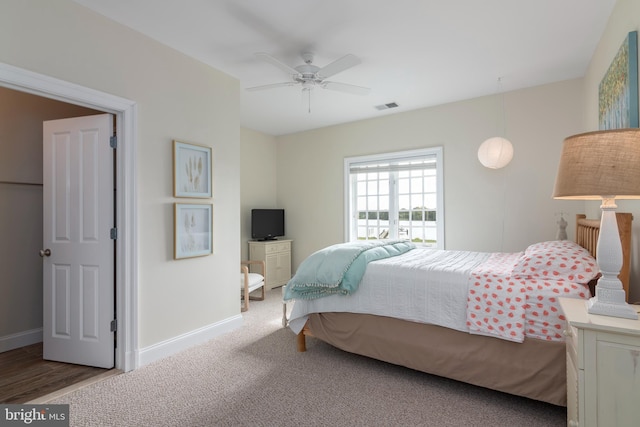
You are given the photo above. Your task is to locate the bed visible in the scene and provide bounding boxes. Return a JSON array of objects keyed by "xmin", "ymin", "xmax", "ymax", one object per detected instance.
[{"xmin": 283, "ymin": 213, "xmax": 633, "ymax": 406}]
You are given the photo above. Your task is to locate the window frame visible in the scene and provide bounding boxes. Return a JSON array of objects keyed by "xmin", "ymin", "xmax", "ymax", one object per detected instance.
[{"xmin": 343, "ymin": 147, "xmax": 444, "ymax": 248}]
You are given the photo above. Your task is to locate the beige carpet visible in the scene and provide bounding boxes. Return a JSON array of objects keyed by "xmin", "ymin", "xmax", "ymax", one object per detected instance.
[{"xmin": 46, "ymin": 288, "xmax": 565, "ymax": 426}]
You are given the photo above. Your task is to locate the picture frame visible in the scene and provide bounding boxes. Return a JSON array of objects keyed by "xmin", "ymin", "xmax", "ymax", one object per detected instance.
[
  {"xmin": 599, "ymin": 31, "xmax": 639, "ymax": 130},
  {"xmin": 173, "ymin": 140, "xmax": 212, "ymax": 198},
  {"xmin": 174, "ymin": 203, "xmax": 213, "ymax": 259}
]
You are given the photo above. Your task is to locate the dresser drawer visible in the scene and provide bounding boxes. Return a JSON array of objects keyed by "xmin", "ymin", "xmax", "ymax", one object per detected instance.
[{"xmin": 266, "ymin": 241, "xmax": 290, "ymax": 253}]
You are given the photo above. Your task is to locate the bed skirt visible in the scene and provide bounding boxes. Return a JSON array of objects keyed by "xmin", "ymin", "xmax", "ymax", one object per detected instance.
[{"xmin": 307, "ymin": 312, "xmax": 566, "ymax": 406}]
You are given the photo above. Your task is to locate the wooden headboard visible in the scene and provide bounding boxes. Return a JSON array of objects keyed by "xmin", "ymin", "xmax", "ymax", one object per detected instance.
[{"xmin": 576, "ymin": 213, "xmax": 633, "ymax": 301}]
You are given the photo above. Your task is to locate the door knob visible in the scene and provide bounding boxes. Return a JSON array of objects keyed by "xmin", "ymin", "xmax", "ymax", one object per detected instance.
[{"xmin": 39, "ymin": 248, "xmax": 51, "ymax": 257}]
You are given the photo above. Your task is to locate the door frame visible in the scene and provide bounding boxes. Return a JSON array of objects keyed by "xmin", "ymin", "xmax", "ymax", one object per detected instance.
[{"xmin": 0, "ymin": 62, "xmax": 138, "ymax": 372}]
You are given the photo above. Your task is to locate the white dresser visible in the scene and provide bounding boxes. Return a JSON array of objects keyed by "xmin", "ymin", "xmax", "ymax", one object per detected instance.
[
  {"xmin": 559, "ymin": 297, "xmax": 640, "ymax": 427},
  {"xmin": 248, "ymin": 240, "xmax": 292, "ymax": 289}
]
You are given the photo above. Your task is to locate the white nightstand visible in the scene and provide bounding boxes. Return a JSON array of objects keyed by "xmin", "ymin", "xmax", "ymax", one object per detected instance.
[{"xmin": 559, "ymin": 297, "xmax": 640, "ymax": 427}]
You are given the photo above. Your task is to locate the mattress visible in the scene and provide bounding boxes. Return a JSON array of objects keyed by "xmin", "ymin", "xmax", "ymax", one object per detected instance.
[{"xmin": 289, "ymin": 248, "xmax": 489, "ymax": 334}]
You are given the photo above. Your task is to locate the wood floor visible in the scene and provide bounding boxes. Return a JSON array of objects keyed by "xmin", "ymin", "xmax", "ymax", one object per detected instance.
[{"xmin": 0, "ymin": 343, "xmax": 111, "ymax": 403}]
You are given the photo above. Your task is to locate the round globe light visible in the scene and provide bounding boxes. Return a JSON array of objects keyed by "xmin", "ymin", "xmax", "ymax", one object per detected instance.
[{"xmin": 478, "ymin": 137, "xmax": 513, "ymax": 169}]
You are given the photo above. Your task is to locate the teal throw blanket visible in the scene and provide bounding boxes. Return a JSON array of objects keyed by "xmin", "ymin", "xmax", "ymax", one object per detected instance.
[{"xmin": 283, "ymin": 240, "xmax": 415, "ymax": 301}]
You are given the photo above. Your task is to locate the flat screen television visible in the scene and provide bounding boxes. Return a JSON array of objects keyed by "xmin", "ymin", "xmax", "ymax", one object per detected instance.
[{"xmin": 251, "ymin": 209, "xmax": 285, "ymax": 241}]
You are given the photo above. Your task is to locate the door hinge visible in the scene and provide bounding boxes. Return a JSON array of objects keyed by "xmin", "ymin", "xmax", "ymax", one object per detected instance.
[
  {"xmin": 110, "ymin": 319, "xmax": 117, "ymax": 332},
  {"xmin": 110, "ymin": 135, "xmax": 117, "ymax": 149},
  {"xmin": 110, "ymin": 228, "xmax": 117, "ymax": 240}
]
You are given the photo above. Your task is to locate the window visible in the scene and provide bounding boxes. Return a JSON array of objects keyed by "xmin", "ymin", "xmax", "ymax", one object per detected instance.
[{"xmin": 344, "ymin": 147, "xmax": 443, "ymax": 248}]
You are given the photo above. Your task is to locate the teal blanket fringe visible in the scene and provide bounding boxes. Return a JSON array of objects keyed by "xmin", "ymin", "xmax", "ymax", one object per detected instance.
[{"xmin": 283, "ymin": 240, "xmax": 415, "ymax": 301}]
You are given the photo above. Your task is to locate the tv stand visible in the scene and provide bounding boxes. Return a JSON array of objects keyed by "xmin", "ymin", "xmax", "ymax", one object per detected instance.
[{"xmin": 248, "ymin": 240, "xmax": 292, "ymax": 289}]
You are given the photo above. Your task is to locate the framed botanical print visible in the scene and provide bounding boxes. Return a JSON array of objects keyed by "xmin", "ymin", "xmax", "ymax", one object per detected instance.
[
  {"xmin": 174, "ymin": 203, "xmax": 213, "ymax": 259},
  {"xmin": 173, "ymin": 140, "xmax": 212, "ymax": 198}
]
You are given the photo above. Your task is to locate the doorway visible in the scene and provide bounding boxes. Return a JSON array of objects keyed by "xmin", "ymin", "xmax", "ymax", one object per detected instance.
[
  {"xmin": 0, "ymin": 343, "xmax": 111, "ymax": 403},
  {"xmin": 0, "ymin": 89, "xmax": 115, "ymax": 402},
  {"xmin": 0, "ymin": 62, "xmax": 138, "ymax": 376}
]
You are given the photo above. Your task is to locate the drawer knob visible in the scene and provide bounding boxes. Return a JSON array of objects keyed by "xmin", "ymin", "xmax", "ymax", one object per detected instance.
[{"xmin": 568, "ymin": 420, "xmax": 579, "ymax": 427}]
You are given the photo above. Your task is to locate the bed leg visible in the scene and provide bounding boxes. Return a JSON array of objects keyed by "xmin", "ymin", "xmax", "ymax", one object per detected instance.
[
  {"xmin": 281, "ymin": 286, "xmax": 288, "ymax": 328},
  {"xmin": 296, "ymin": 331, "xmax": 307, "ymax": 352}
]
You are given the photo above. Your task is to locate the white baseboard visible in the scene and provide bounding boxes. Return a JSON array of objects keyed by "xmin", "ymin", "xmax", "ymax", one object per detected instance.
[
  {"xmin": 137, "ymin": 314, "xmax": 243, "ymax": 367},
  {"xmin": 0, "ymin": 328, "xmax": 43, "ymax": 353}
]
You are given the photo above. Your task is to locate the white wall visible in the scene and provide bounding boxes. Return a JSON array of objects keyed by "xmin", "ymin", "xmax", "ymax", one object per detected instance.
[
  {"xmin": 0, "ymin": 0, "xmax": 241, "ymax": 358},
  {"xmin": 275, "ymin": 79, "xmax": 585, "ymax": 270},
  {"xmin": 240, "ymin": 128, "xmax": 278, "ymax": 260},
  {"xmin": 583, "ymin": 0, "xmax": 640, "ymax": 302}
]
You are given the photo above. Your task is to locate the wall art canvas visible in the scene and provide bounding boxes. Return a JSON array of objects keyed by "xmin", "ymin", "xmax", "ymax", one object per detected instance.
[
  {"xmin": 174, "ymin": 203, "xmax": 213, "ymax": 259},
  {"xmin": 599, "ymin": 31, "xmax": 638, "ymax": 129},
  {"xmin": 173, "ymin": 140, "xmax": 212, "ymax": 198}
]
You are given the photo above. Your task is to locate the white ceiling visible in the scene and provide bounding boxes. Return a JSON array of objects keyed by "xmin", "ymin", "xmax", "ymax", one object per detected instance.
[{"xmin": 73, "ymin": 0, "xmax": 617, "ymax": 136}]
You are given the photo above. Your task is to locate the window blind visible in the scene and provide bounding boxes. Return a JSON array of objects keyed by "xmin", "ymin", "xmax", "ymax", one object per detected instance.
[{"xmin": 349, "ymin": 155, "xmax": 437, "ymax": 173}]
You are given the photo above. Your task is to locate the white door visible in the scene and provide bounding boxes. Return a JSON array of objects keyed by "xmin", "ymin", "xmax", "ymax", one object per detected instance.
[{"xmin": 42, "ymin": 114, "xmax": 115, "ymax": 368}]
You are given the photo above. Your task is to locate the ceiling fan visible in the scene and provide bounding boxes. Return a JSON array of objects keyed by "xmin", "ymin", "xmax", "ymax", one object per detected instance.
[{"xmin": 246, "ymin": 52, "xmax": 371, "ymax": 96}]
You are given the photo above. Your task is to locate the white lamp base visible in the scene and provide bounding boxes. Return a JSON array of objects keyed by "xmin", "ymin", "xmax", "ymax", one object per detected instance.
[
  {"xmin": 588, "ymin": 294, "xmax": 638, "ymax": 320},
  {"xmin": 589, "ymin": 201, "xmax": 638, "ymax": 320}
]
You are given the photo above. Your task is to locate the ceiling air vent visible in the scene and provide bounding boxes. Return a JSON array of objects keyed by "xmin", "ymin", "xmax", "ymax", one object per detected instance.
[{"xmin": 375, "ymin": 102, "xmax": 399, "ymax": 111}]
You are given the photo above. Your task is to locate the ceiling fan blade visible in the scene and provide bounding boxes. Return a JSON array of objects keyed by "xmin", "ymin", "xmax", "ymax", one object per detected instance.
[
  {"xmin": 317, "ymin": 54, "xmax": 361, "ymax": 79},
  {"xmin": 255, "ymin": 52, "xmax": 301, "ymax": 76},
  {"xmin": 245, "ymin": 82, "xmax": 298, "ymax": 92},
  {"xmin": 322, "ymin": 81, "xmax": 371, "ymax": 96}
]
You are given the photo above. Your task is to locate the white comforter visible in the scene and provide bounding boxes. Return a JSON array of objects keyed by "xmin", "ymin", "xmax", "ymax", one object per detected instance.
[{"xmin": 287, "ymin": 248, "xmax": 490, "ymax": 334}]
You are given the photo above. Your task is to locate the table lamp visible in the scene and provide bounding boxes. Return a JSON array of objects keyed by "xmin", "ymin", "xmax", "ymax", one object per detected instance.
[{"xmin": 553, "ymin": 128, "xmax": 640, "ymax": 319}]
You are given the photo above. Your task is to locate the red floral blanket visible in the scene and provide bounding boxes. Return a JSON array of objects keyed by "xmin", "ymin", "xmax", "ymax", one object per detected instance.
[{"xmin": 466, "ymin": 241, "xmax": 596, "ymax": 342}]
